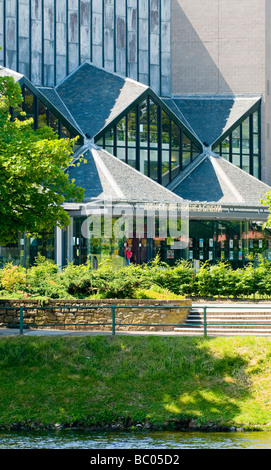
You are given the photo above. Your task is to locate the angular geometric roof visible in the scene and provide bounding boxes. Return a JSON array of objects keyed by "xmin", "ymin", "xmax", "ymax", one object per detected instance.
[
  {"xmin": 0, "ymin": 65, "xmax": 24, "ymax": 83},
  {"xmin": 37, "ymin": 87, "xmax": 82, "ymax": 134},
  {"xmin": 66, "ymin": 144, "xmax": 184, "ymax": 204},
  {"xmin": 169, "ymin": 152, "xmax": 270, "ymax": 206},
  {"xmin": 55, "ymin": 62, "xmax": 148, "ymax": 140},
  {"xmin": 163, "ymin": 95, "xmax": 261, "ymax": 147},
  {"xmin": 0, "ymin": 66, "xmax": 84, "ymax": 141}
]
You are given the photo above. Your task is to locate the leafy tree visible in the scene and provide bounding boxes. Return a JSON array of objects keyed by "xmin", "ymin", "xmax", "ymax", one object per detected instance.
[{"xmin": 0, "ymin": 75, "xmax": 84, "ymax": 244}]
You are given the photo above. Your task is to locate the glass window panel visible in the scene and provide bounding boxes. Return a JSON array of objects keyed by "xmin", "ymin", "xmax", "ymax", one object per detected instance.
[
  {"xmin": 127, "ymin": 108, "xmax": 136, "ymax": 147},
  {"xmin": 116, "ymin": 117, "xmax": 126, "ymax": 146},
  {"xmin": 139, "ymin": 100, "xmax": 148, "ymax": 145},
  {"xmin": 60, "ymin": 123, "xmax": 71, "ymax": 139},
  {"xmin": 253, "ymin": 133, "xmax": 259, "ymax": 154},
  {"xmin": 105, "ymin": 146, "xmax": 114, "ymax": 155},
  {"xmin": 242, "ymin": 118, "xmax": 250, "ymax": 155},
  {"xmin": 171, "ymin": 150, "xmax": 180, "ymax": 180},
  {"xmin": 149, "ymin": 99, "xmax": 158, "ymax": 147},
  {"xmin": 38, "ymin": 100, "xmax": 48, "ymax": 128},
  {"xmin": 192, "ymin": 142, "xmax": 200, "ymax": 160},
  {"xmin": 232, "ymin": 154, "xmax": 240, "ymax": 167},
  {"xmin": 127, "ymin": 147, "xmax": 136, "ymax": 169},
  {"xmin": 221, "ymin": 137, "xmax": 230, "ymax": 156},
  {"xmin": 171, "ymin": 122, "xmax": 180, "ymax": 179},
  {"xmin": 117, "ymin": 146, "xmax": 126, "ymax": 162},
  {"xmin": 213, "ymin": 145, "xmax": 220, "ymax": 154},
  {"xmin": 95, "ymin": 136, "xmax": 103, "ymax": 146},
  {"xmin": 222, "ymin": 154, "xmax": 230, "ymax": 161},
  {"xmin": 182, "ymin": 134, "xmax": 191, "ymax": 168},
  {"xmin": 161, "ymin": 110, "xmax": 170, "ymax": 150},
  {"xmin": 253, "ymin": 156, "xmax": 259, "ymax": 178},
  {"xmin": 105, "ymin": 128, "xmax": 114, "ymax": 146},
  {"xmin": 232, "ymin": 126, "xmax": 241, "ymax": 153},
  {"xmin": 48, "ymin": 111, "xmax": 59, "ymax": 133},
  {"xmin": 182, "ymin": 153, "xmax": 190, "ymax": 168},
  {"xmin": 162, "ymin": 150, "xmax": 170, "ymax": 186},
  {"xmin": 253, "ymin": 111, "xmax": 259, "ymax": 133},
  {"xmin": 242, "ymin": 155, "xmax": 250, "ymax": 173},
  {"xmin": 139, "ymin": 149, "xmax": 148, "ymax": 175},
  {"xmin": 73, "ymin": 142, "xmax": 83, "ymax": 153},
  {"xmin": 150, "ymin": 150, "xmax": 158, "ymax": 181},
  {"xmin": 171, "ymin": 121, "xmax": 180, "ymax": 149},
  {"xmin": 24, "ymin": 86, "xmax": 34, "ymax": 117}
]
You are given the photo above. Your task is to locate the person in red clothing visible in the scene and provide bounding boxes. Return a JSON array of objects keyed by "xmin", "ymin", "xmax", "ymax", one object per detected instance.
[{"xmin": 125, "ymin": 247, "xmax": 133, "ymax": 266}]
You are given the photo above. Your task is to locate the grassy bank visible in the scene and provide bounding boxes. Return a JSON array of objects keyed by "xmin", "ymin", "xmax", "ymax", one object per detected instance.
[{"xmin": 0, "ymin": 335, "xmax": 271, "ymax": 432}]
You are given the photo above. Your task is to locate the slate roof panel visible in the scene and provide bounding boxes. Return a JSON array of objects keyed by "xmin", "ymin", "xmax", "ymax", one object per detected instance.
[
  {"xmin": 66, "ymin": 144, "xmax": 184, "ymax": 204},
  {"xmin": 96, "ymin": 148, "xmax": 184, "ymax": 203},
  {"xmin": 167, "ymin": 96, "xmax": 261, "ymax": 146},
  {"xmin": 37, "ymin": 87, "xmax": 82, "ymax": 133},
  {"xmin": 56, "ymin": 62, "xmax": 148, "ymax": 139},
  {"xmin": 172, "ymin": 154, "xmax": 271, "ymax": 206}
]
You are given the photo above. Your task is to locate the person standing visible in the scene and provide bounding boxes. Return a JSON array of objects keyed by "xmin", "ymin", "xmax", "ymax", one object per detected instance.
[{"xmin": 125, "ymin": 247, "xmax": 132, "ymax": 266}]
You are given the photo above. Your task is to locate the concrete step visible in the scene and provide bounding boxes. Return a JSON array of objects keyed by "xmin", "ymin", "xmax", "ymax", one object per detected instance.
[
  {"xmin": 174, "ymin": 329, "xmax": 271, "ymax": 336},
  {"xmin": 186, "ymin": 317, "xmax": 271, "ymax": 323},
  {"xmin": 174, "ymin": 304, "xmax": 271, "ymax": 335}
]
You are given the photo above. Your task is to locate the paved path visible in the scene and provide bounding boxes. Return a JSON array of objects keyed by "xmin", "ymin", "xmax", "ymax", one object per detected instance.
[{"xmin": 0, "ymin": 328, "xmax": 189, "ymax": 337}]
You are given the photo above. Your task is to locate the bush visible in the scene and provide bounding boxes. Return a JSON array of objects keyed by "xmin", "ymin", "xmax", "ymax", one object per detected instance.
[
  {"xmin": 134, "ymin": 284, "xmax": 185, "ymax": 299},
  {"xmin": 2, "ymin": 253, "xmax": 271, "ymax": 300},
  {"xmin": 0, "ymin": 263, "xmax": 26, "ymax": 292},
  {"xmin": 24, "ymin": 254, "xmax": 66, "ymax": 298}
]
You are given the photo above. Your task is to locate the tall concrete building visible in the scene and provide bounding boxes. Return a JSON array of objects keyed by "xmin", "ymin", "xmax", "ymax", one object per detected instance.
[
  {"xmin": 170, "ymin": 0, "xmax": 271, "ymax": 184},
  {"xmin": 1, "ymin": 0, "xmax": 271, "ymax": 268},
  {"xmin": 0, "ymin": 0, "xmax": 269, "ymax": 183}
]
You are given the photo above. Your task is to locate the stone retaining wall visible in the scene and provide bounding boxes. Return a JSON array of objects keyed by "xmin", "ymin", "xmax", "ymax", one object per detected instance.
[{"xmin": 0, "ymin": 299, "xmax": 191, "ymax": 332}]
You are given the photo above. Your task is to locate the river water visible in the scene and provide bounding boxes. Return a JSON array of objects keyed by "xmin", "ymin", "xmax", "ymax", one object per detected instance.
[{"xmin": 0, "ymin": 430, "xmax": 271, "ymax": 449}]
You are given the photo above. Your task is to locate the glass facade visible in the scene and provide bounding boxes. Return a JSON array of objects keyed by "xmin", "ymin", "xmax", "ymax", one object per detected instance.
[
  {"xmin": 62, "ymin": 216, "xmax": 271, "ymax": 269},
  {"xmin": 0, "ymin": 232, "xmax": 55, "ymax": 268},
  {"xmin": 188, "ymin": 220, "xmax": 271, "ymax": 268},
  {"xmin": 10, "ymin": 85, "xmax": 84, "ymax": 152},
  {"xmin": 212, "ymin": 108, "xmax": 260, "ymax": 178},
  {"xmin": 95, "ymin": 94, "xmax": 202, "ymax": 186}
]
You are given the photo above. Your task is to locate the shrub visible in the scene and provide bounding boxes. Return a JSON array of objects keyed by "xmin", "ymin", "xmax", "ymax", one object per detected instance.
[
  {"xmin": 134, "ymin": 284, "xmax": 185, "ymax": 299},
  {"xmin": 24, "ymin": 254, "xmax": 66, "ymax": 298},
  {"xmin": 0, "ymin": 263, "xmax": 26, "ymax": 292}
]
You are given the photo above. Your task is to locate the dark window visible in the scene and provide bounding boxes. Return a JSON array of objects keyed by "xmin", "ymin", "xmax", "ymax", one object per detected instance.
[
  {"xmin": 94, "ymin": 94, "xmax": 201, "ymax": 185},
  {"xmin": 212, "ymin": 109, "xmax": 260, "ymax": 178}
]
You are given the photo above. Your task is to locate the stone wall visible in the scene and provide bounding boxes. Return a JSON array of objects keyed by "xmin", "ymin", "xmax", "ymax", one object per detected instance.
[{"xmin": 0, "ymin": 298, "xmax": 191, "ymax": 332}]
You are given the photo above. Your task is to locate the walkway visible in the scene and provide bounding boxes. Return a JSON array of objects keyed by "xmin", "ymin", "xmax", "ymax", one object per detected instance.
[{"xmin": 2, "ymin": 302, "xmax": 271, "ymax": 337}]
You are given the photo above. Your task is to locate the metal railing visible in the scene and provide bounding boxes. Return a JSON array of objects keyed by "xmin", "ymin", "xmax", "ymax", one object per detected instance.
[
  {"xmin": 0, "ymin": 305, "xmax": 190, "ymax": 336},
  {"xmin": 190, "ymin": 305, "xmax": 271, "ymax": 337},
  {"xmin": 1, "ymin": 304, "xmax": 271, "ymax": 337}
]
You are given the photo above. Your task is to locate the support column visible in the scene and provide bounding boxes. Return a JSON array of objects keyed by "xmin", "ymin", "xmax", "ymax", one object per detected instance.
[{"xmin": 56, "ymin": 226, "xmax": 63, "ymax": 270}]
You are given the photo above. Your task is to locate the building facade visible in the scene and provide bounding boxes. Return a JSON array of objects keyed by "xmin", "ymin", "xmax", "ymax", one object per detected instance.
[{"xmin": 1, "ymin": 0, "xmax": 271, "ymax": 269}]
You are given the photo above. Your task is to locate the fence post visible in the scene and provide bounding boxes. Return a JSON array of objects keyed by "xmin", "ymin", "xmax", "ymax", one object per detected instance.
[
  {"xmin": 112, "ymin": 306, "xmax": 116, "ymax": 335},
  {"xmin": 203, "ymin": 306, "xmax": 207, "ymax": 338},
  {"xmin": 19, "ymin": 306, "xmax": 24, "ymax": 335}
]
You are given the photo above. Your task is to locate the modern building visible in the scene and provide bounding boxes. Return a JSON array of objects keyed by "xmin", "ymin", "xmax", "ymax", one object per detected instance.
[{"xmin": 1, "ymin": 0, "xmax": 271, "ymax": 268}]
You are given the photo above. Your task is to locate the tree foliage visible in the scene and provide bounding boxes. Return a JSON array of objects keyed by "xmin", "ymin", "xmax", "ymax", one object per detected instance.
[{"xmin": 0, "ymin": 75, "xmax": 84, "ymax": 244}]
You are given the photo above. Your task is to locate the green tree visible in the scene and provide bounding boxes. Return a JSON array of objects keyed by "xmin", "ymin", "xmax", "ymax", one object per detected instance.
[{"xmin": 0, "ymin": 75, "xmax": 84, "ymax": 244}]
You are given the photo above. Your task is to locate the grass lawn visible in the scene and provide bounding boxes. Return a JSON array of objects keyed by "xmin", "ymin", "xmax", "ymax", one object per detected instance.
[{"xmin": 0, "ymin": 335, "xmax": 271, "ymax": 430}]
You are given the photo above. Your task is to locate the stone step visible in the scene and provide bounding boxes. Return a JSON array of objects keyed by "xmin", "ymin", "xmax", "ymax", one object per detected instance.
[
  {"xmin": 173, "ymin": 329, "xmax": 271, "ymax": 336},
  {"xmin": 175, "ymin": 304, "xmax": 271, "ymax": 335},
  {"xmin": 175, "ymin": 326, "xmax": 271, "ymax": 333},
  {"xmin": 189, "ymin": 308, "xmax": 271, "ymax": 314},
  {"xmin": 186, "ymin": 317, "xmax": 271, "ymax": 323}
]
